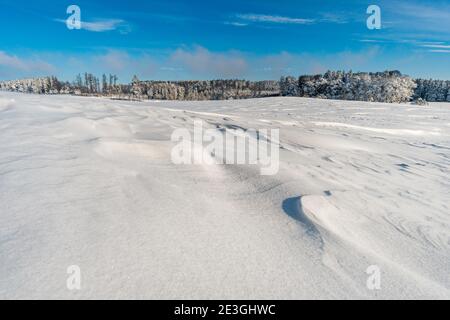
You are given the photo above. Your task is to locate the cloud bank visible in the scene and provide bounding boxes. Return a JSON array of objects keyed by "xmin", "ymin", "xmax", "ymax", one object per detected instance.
[{"xmin": 0, "ymin": 51, "xmax": 56, "ymax": 78}]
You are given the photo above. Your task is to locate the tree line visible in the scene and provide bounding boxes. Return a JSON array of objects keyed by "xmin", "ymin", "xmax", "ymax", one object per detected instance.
[{"xmin": 1, "ymin": 71, "xmax": 449, "ymax": 103}]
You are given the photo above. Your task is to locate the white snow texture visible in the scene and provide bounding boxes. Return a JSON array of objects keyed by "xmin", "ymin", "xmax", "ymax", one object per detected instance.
[{"xmin": 0, "ymin": 92, "xmax": 449, "ymax": 299}]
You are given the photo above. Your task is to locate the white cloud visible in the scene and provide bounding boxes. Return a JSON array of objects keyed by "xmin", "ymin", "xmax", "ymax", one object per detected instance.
[
  {"xmin": 417, "ymin": 41, "xmax": 446, "ymax": 46},
  {"xmin": 384, "ymin": 1, "xmax": 450, "ymax": 33},
  {"xmin": 428, "ymin": 50, "xmax": 450, "ymax": 54},
  {"xmin": 236, "ymin": 14, "xmax": 314, "ymax": 25},
  {"xmin": 0, "ymin": 46, "xmax": 412, "ymax": 81},
  {"xmin": 421, "ymin": 44, "xmax": 450, "ymax": 49},
  {"xmin": 81, "ymin": 19, "xmax": 127, "ymax": 32},
  {"xmin": 165, "ymin": 46, "xmax": 385, "ymax": 80},
  {"xmin": 0, "ymin": 51, "xmax": 56, "ymax": 77},
  {"xmin": 358, "ymin": 39, "xmax": 385, "ymax": 43},
  {"xmin": 252, "ymin": 47, "xmax": 382, "ymax": 78},
  {"xmin": 170, "ymin": 46, "xmax": 248, "ymax": 78},
  {"xmin": 0, "ymin": 51, "xmax": 28, "ymax": 71},
  {"xmin": 55, "ymin": 18, "xmax": 131, "ymax": 33},
  {"xmin": 319, "ymin": 12, "xmax": 350, "ymax": 24},
  {"xmin": 224, "ymin": 21, "xmax": 249, "ymax": 27},
  {"xmin": 94, "ymin": 50, "xmax": 156, "ymax": 76},
  {"xmin": 336, "ymin": 47, "xmax": 381, "ymax": 70}
]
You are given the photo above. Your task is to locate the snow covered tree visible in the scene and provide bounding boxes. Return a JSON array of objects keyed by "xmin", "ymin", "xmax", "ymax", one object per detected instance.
[
  {"xmin": 281, "ymin": 70, "xmax": 416, "ymax": 103},
  {"xmin": 280, "ymin": 76, "xmax": 299, "ymax": 96}
]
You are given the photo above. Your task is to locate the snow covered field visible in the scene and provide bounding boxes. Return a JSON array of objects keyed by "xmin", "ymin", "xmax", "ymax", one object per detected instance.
[{"xmin": 0, "ymin": 92, "xmax": 449, "ymax": 299}]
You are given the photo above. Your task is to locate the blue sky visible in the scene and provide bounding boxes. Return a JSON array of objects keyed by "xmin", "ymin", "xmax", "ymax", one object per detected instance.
[{"xmin": 0, "ymin": 0, "xmax": 449, "ymax": 82}]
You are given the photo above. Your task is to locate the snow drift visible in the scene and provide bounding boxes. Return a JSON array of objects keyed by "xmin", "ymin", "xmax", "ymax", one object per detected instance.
[{"xmin": 0, "ymin": 92, "xmax": 449, "ymax": 299}]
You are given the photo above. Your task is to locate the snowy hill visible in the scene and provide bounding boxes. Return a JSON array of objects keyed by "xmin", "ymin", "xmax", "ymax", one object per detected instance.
[{"xmin": 0, "ymin": 92, "xmax": 449, "ymax": 299}]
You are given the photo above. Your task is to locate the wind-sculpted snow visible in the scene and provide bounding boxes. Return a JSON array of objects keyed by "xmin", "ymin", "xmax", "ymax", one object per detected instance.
[
  {"xmin": 0, "ymin": 98, "xmax": 15, "ymax": 112},
  {"xmin": 0, "ymin": 93, "xmax": 449, "ymax": 299}
]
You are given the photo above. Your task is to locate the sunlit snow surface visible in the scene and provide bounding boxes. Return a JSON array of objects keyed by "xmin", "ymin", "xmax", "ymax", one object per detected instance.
[{"xmin": 0, "ymin": 92, "xmax": 449, "ymax": 299}]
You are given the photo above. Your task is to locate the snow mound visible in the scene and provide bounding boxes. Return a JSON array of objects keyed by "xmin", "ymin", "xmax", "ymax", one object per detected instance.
[
  {"xmin": 0, "ymin": 98, "xmax": 15, "ymax": 112},
  {"xmin": 1, "ymin": 92, "xmax": 449, "ymax": 299}
]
